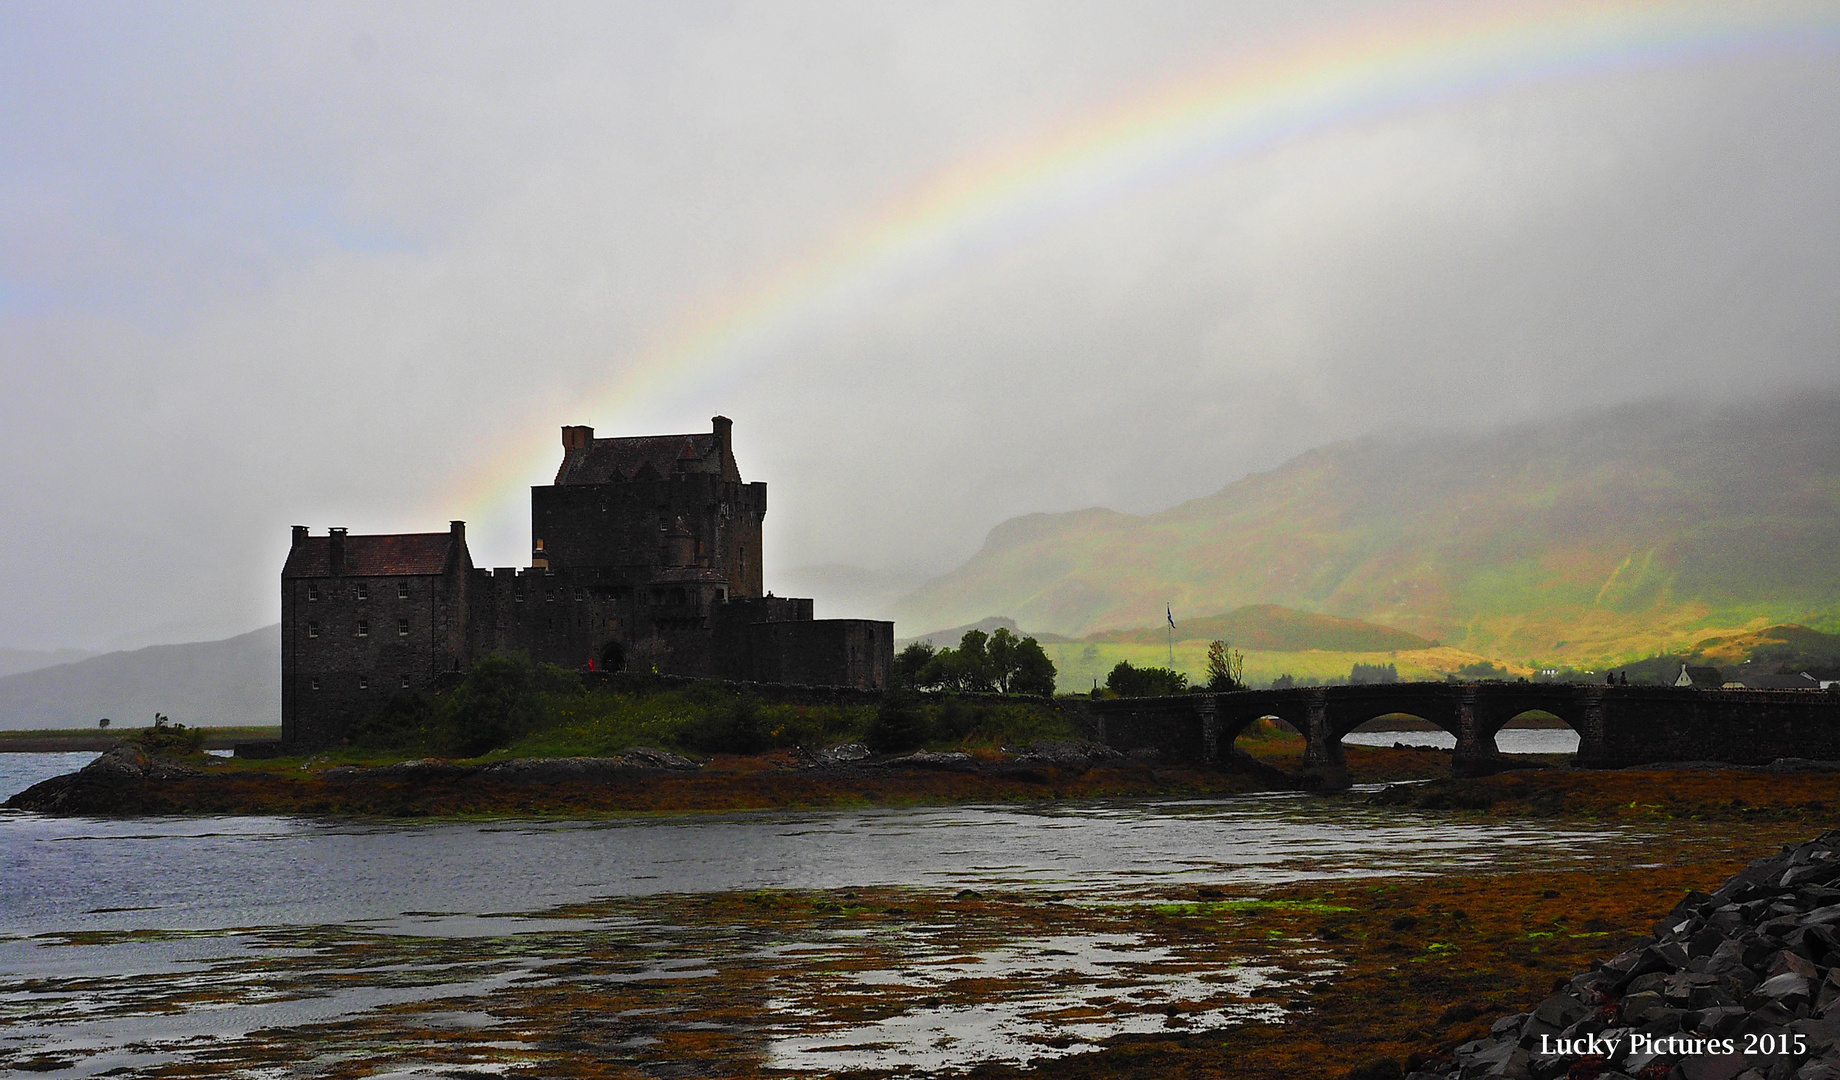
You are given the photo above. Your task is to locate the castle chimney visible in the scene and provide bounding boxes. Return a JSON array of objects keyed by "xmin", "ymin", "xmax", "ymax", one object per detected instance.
[
  {"xmin": 562, "ymin": 425, "xmax": 594, "ymax": 450},
  {"xmin": 450, "ymin": 520, "xmax": 466, "ymax": 544},
  {"xmin": 328, "ymin": 528, "xmax": 347, "ymax": 575},
  {"xmin": 711, "ymin": 415, "xmax": 732, "ymax": 453},
  {"xmin": 291, "ymin": 525, "xmax": 308, "ymax": 548}
]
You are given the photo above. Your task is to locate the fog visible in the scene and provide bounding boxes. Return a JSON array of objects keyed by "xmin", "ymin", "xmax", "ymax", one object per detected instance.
[{"xmin": 2, "ymin": 1, "xmax": 1836, "ymax": 649}]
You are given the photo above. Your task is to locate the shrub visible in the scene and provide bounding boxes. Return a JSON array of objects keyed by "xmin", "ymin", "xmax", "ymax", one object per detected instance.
[
  {"xmin": 1105, "ymin": 660, "xmax": 1188, "ymax": 697},
  {"xmin": 865, "ymin": 690, "xmax": 932, "ymax": 753},
  {"xmin": 129, "ymin": 713, "xmax": 206, "ymax": 757}
]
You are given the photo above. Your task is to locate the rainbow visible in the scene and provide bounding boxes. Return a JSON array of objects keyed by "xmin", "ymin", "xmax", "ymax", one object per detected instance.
[{"xmin": 454, "ymin": 0, "xmax": 1840, "ymax": 530}]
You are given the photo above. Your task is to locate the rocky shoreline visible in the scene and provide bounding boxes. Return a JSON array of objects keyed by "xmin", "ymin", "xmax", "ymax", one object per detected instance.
[
  {"xmin": 2, "ymin": 740, "xmax": 1293, "ymax": 817},
  {"xmin": 1416, "ymin": 829, "xmax": 1840, "ymax": 1080}
]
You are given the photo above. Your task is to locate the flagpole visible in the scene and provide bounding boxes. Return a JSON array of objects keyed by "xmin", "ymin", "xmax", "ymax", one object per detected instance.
[{"xmin": 1166, "ymin": 603, "xmax": 1175, "ymax": 667}]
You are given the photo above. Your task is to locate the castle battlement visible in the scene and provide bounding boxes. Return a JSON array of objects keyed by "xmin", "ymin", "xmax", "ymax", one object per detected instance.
[{"xmin": 279, "ymin": 418, "xmax": 892, "ymax": 748}]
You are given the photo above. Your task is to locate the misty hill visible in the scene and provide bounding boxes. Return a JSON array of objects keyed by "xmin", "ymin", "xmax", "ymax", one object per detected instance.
[
  {"xmin": 775, "ymin": 563, "xmax": 938, "ymax": 621},
  {"xmin": 1085, "ymin": 604, "xmax": 1433, "ymax": 652},
  {"xmin": 0, "ymin": 626, "xmax": 278, "ymax": 730},
  {"xmin": 896, "ymin": 616, "xmax": 1074, "ymax": 651},
  {"xmin": 0, "ymin": 646, "xmax": 97, "ymax": 680},
  {"xmin": 892, "ymin": 393, "xmax": 1840, "ymax": 665}
]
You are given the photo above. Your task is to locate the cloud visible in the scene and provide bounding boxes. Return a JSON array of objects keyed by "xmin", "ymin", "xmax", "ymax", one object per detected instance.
[{"xmin": 0, "ymin": 1, "xmax": 1835, "ymax": 647}]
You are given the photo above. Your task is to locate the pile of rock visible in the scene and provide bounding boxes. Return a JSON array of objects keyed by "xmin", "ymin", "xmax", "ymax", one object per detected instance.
[
  {"xmin": 1412, "ymin": 830, "xmax": 1840, "ymax": 1080},
  {"xmin": 1013, "ymin": 740, "xmax": 1124, "ymax": 770},
  {"xmin": 4, "ymin": 743, "xmax": 204, "ymax": 813}
]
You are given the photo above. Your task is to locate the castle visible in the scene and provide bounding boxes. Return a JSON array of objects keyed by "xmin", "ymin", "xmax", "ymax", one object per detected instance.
[{"xmin": 280, "ymin": 417, "xmax": 894, "ymax": 747}]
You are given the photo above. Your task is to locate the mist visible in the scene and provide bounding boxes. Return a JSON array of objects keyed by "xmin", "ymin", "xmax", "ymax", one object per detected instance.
[{"xmin": 2, "ymin": 1, "xmax": 1836, "ymax": 648}]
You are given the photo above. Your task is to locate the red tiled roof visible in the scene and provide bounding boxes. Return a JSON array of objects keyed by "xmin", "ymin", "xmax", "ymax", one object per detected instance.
[
  {"xmin": 282, "ymin": 533, "xmax": 459, "ymax": 578},
  {"xmin": 554, "ymin": 433, "xmax": 731, "ymax": 484}
]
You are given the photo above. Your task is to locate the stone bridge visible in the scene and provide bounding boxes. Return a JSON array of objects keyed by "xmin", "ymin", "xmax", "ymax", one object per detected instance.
[{"xmin": 1087, "ymin": 683, "xmax": 1840, "ymax": 783}]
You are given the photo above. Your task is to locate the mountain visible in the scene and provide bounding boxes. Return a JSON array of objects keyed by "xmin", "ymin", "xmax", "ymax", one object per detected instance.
[
  {"xmin": 774, "ymin": 563, "xmax": 941, "ymax": 621},
  {"xmin": 891, "ymin": 393, "xmax": 1840, "ymax": 666},
  {"xmin": 896, "ymin": 616, "xmax": 1076, "ymax": 650},
  {"xmin": 0, "ymin": 626, "xmax": 279, "ymax": 730},
  {"xmin": 0, "ymin": 647, "xmax": 97, "ymax": 680},
  {"xmin": 1083, "ymin": 604, "xmax": 1432, "ymax": 652}
]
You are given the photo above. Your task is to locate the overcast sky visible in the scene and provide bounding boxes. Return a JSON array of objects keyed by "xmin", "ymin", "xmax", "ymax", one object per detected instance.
[{"xmin": 3, "ymin": 1, "xmax": 1837, "ymax": 650}]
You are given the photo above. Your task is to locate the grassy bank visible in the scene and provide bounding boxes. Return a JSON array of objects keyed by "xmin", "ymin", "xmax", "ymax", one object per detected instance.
[
  {"xmin": 1373, "ymin": 765, "xmax": 1840, "ymax": 822},
  {"xmin": 0, "ymin": 725, "xmax": 280, "ymax": 751}
]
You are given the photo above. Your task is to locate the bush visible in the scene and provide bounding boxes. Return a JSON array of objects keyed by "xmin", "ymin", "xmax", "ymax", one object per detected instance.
[
  {"xmin": 1349, "ymin": 662, "xmax": 1399, "ymax": 685},
  {"xmin": 445, "ymin": 654, "xmax": 582, "ymax": 755},
  {"xmin": 911, "ymin": 628, "xmax": 1057, "ymax": 695},
  {"xmin": 1205, "ymin": 640, "xmax": 1245, "ymax": 691},
  {"xmin": 681, "ymin": 691, "xmax": 770, "ymax": 755},
  {"xmin": 865, "ymin": 690, "xmax": 932, "ymax": 753},
  {"xmin": 1105, "ymin": 660, "xmax": 1188, "ymax": 697},
  {"xmin": 347, "ymin": 692, "xmax": 440, "ymax": 750},
  {"xmin": 128, "ymin": 713, "xmax": 206, "ymax": 757}
]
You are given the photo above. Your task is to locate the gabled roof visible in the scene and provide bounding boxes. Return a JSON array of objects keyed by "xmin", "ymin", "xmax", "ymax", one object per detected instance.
[
  {"xmin": 554, "ymin": 432, "xmax": 739, "ymax": 485},
  {"xmin": 283, "ymin": 533, "xmax": 461, "ymax": 578}
]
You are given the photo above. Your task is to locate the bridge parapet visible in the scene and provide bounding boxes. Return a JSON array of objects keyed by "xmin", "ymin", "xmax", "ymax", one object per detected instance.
[{"xmin": 1087, "ymin": 682, "xmax": 1840, "ymax": 782}]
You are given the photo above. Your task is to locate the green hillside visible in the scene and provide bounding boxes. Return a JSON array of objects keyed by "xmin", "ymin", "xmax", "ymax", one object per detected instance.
[
  {"xmin": 1084, "ymin": 604, "xmax": 1431, "ymax": 652},
  {"xmin": 891, "ymin": 394, "xmax": 1840, "ymax": 667}
]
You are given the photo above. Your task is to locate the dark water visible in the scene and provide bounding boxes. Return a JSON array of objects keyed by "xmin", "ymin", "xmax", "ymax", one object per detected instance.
[{"xmin": 0, "ymin": 750, "xmax": 1647, "ymax": 1076}]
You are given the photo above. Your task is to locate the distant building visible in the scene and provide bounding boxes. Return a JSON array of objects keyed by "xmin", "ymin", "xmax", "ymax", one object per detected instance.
[
  {"xmin": 1675, "ymin": 664, "xmax": 1723, "ymax": 689},
  {"xmin": 281, "ymin": 418, "xmax": 893, "ymax": 747},
  {"xmin": 1722, "ymin": 671, "xmax": 1824, "ymax": 691}
]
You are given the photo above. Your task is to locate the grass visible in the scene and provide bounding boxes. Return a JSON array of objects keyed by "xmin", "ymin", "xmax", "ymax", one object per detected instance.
[
  {"xmin": 1042, "ymin": 640, "xmax": 1523, "ymax": 693},
  {"xmin": 0, "ymin": 725, "xmax": 280, "ymax": 749}
]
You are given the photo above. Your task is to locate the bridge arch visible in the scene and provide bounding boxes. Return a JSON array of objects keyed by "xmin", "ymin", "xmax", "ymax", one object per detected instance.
[{"xmin": 1206, "ymin": 683, "xmax": 1606, "ymax": 782}]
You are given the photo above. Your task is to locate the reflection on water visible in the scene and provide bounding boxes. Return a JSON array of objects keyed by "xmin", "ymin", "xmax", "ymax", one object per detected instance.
[
  {"xmin": 1343, "ymin": 728, "xmax": 1581, "ymax": 754},
  {"xmin": 0, "ymin": 751, "xmax": 98, "ymax": 801},
  {"xmin": 4, "ymin": 795, "xmax": 1625, "ymax": 934},
  {"xmin": 0, "ymin": 793, "xmax": 1665, "ymax": 1076}
]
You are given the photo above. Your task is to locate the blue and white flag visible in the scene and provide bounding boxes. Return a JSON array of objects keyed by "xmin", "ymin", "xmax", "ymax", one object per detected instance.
[{"xmin": 1166, "ymin": 604, "xmax": 1175, "ymax": 629}]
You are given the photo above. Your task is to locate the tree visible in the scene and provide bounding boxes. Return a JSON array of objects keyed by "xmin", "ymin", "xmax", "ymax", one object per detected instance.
[
  {"xmin": 987, "ymin": 627, "xmax": 1056, "ymax": 696},
  {"xmin": 954, "ymin": 629, "xmax": 995, "ymax": 693},
  {"xmin": 97, "ymin": 717, "xmax": 110, "ymax": 730},
  {"xmin": 1205, "ymin": 640, "xmax": 1245, "ymax": 691},
  {"xmin": 1009, "ymin": 638, "xmax": 1058, "ymax": 696},
  {"xmin": 892, "ymin": 641, "xmax": 937, "ymax": 689},
  {"xmin": 1106, "ymin": 660, "xmax": 1188, "ymax": 697},
  {"xmin": 919, "ymin": 629, "xmax": 995, "ymax": 693},
  {"xmin": 1349, "ymin": 662, "xmax": 1399, "ymax": 685}
]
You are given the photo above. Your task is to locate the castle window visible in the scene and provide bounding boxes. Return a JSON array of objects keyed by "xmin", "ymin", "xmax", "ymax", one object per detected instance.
[
  {"xmin": 400, "ymin": 674, "xmax": 410, "ymax": 689},
  {"xmin": 307, "ymin": 621, "xmax": 320, "ymax": 638},
  {"xmin": 574, "ymin": 588, "xmax": 584, "ymax": 601},
  {"xmin": 514, "ymin": 591, "xmax": 524, "ymax": 603},
  {"xmin": 397, "ymin": 582, "xmax": 410, "ymax": 599},
  {"xmin": 358, "ymin": 675, "xmax": 369, "ymax": 690},
  {"xmin": 398, "ymin": 618, "xmax": 410, "ymax": 637},
  {"xmin": 356, "ymin": 618, "xmax": 369, "ymax": 637},
  {"xmin": 547, "ymin": 590, "xmax": 556, "ymax": 602},
  {"xmin": 310, "ymin": 677, "xmax": 320, "ymax": 691},
  {"xmin": 307, "ymin": 583, "xmax": 320, "ymax": 601},
  {"xmin": 356, "ymin": 583, "xmax": 369, "ymax": 600}
]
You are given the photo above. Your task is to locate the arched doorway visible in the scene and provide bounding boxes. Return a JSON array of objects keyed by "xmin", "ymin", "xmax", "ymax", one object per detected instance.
[{"xmin": 599, "ymin": 640, "xmax": 626, "ymax": 673}]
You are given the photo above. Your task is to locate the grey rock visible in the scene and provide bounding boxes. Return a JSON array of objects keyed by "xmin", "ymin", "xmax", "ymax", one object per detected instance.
[
  {"xmin": 811, "ymin": 743, "xmax": 871, "ymax": 765},
  {"xmin": 81, "ymin": 743, "xmax": 204, "ymax": 782},
  {"xmin": 887, "ymin": 750, "xmax": 978, "ymax": 772},
  {"xmin": 1622, "ymin": 992, "xmax": 1667, "ymax": 1025},
  {"xmin": 1016, "ymin": 740, "xmax": 1123, "ymax": 769},
  {"xmin": 334, "ymin": 759, "xmax": 477, "ymax": 781},
  {"xmin": 1677, "ymin": 1054, "xmax": 1750, "ymax": 1080},
  {"xmin": 476, "ymin": 758, "xmax": 644, "ymax": 784},
  {"xmin": 1757, "ymin": 973, "xmax": 1815, "ymax": 1003}
]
